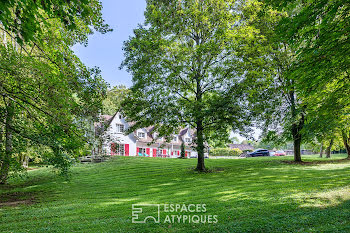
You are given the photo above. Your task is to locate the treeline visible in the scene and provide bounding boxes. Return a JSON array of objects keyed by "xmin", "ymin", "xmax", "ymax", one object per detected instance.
[{"xmin": 258, "ymin": 0, "xmax": 350, "ymax": 160}]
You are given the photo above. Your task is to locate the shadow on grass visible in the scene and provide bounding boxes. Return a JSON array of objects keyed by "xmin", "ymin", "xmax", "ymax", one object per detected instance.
[
  {"xmin": 282, "ymin": 157, "xmax": 350, "ymax": 165},
  {"xmin": 1, "ymin": 155, "xmax": 350, "ymax": 232}
]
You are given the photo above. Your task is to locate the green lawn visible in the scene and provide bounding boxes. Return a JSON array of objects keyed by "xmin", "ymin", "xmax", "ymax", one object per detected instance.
[{"xmin": 1, "ymin": 155, "xmax": 350, "ymax": 232}]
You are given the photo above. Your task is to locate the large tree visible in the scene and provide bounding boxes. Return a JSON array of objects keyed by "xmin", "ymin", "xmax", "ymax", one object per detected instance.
[
  {"xmin": 121, "ymin": 0, "xmax": 276, "ymax": 171},
  {"xmin": 0, "ymin": 1, "xmax": 110, "ymax": 183},
  {"xmin": 264, "ymin": 0, "xmax": 350, "ymax": 161},
  {"xmin": 260, "ymin": 41, "xmax": 307, "ymax": 162}
]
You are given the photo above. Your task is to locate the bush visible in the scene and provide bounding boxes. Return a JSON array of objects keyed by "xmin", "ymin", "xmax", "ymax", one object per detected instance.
[
  {"xmin": 232, "ymin": 148, "xmax": 243, "ymax": 155},
  {"xmin": 210, "ymin": 148, "xmax": 242, "ymax": 156}
]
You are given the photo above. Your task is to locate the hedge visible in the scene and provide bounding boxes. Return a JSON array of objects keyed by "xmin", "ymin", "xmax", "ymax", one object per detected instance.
[{"xmin": 210, "ymin": 148, "xmax": 243, "ymax": 156}]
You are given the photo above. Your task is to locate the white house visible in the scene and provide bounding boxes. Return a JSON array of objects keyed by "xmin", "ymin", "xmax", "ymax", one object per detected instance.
[{"xmin": 94, "ymin": 112, "xmax": 203, "ymax": 158}]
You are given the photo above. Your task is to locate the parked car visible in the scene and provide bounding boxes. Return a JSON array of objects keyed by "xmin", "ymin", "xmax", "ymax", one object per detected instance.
[
  {"xmin": 269, "ymin": 151, "xmax": 276, "ymax": 156},
  {"xmin": 247, "ymin": 149, "xmax": 270, "ymax": 157},
  {"xmin": 275, "ymin": 150, "xmax": 286, "ymax": 156}
]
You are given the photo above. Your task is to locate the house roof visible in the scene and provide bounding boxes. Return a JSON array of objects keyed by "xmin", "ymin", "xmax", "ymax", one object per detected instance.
[
  {"xmin": 179, "ymin": 128, "xmax": 188, "ymax": 136},
  {"xmin": 228, "ymin": 144, "xmax": 254, "ymax": 151},
  {"xmin": 94, "ymin": 111, "xmax": 207, "ymax": 147},
  {"xmin": 94, "ymin": 114, "xmax": 117, "ymax": 136}
]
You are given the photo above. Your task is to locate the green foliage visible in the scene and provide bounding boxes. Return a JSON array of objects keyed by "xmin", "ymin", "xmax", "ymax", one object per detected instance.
[
  {"xmin": 207, "ymin": 129, "xmax": 231, "ymax": 149},
  {"xmin": 210, "ymin": 148, "xmax": 242, "ymax": 156},
  {"xmin": 102, "ymin": 85, "xmax": 129, "ymax": 115},
  {"xmin": 262, "ymin": 0, "xmax": 350, "ymax": 159},
  {"xmin": 0, "ymin": 1, "xmax": 110, "ymax": 182},
  {"xmin": 232, "ymin": 148, "xmax": 243, "ymax": 155},
  {"xmin": 0, "ymin": 0, "xmax": 111, "ymax": 44},
  {"xmin": 180, "ymin": 142, "xmax": 185, "ymax": 159}
]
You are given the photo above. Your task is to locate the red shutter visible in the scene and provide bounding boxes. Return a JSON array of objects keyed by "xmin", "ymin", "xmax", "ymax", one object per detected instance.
[
  {"xmin": 146, "ymin": 148, "xmax": 150, "ymax": 156},
  {"xmin": 178, "ymin": 151, "xmax": 180, "ymax": 156},
  {"xmin": 124, "ymin": 144, "xmax": 129, "ymax": 156},
  {"xmin": 163, "ymin": 149, "xmax": 166, "ymax": 155},
  {"xmin": 137, "ymin": 147, "xmax": 139, "ymax": 155},
  {"xmin": 153, "ymin": 149, "xmax": 157, "ymax": 157},
  {"xmin": 171, "ymin": 152, "xmax": 174, "ymax": 155},
  {"xmin": 185, "ymin": 151, "xmax": 188, "ymax": 157}
]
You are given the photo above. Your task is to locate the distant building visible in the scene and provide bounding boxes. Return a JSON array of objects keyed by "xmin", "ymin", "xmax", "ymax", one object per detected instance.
[
  {"xmin": 94, "ymin": 112, "xmax": 207, "ymax": 158},
  {"xmin": 228, "ymin": 144, "xmax": 254, "ymax": 152}
]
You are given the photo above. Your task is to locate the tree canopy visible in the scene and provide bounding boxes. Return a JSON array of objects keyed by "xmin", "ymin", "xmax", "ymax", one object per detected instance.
[
  {"xmin": 0, "ymin": 0, "xmax": 111, "ymax": 44},
  {"xmin": 102, "ymin": 85, "xmax": 129, "ymax": 115},
  {"xmin": 0, "ymin": 1, "xmax": 110, "ymax": 183},
  {"xmin": 261, "ymin": 0, "xmax": 350, "ymax": 160}
]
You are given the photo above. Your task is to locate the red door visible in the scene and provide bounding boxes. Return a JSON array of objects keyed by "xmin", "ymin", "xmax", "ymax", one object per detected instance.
[
  {"xmin": 136, "ymin": 147, "xmax": 139, "ymax": 155},
  {"xmin": 153, "ymin": 149, "xmax": 157, "ymax": 157},
  {"xmin": 185, "ymin": 151, "xmax": 188, "ymax": 157},
  {"xmin": 163, "ymin": 149, "xmax": 166, "ymax": 155},
  {"xmin": 146, "ymin": 148, "xmax": 150, "ymax": 157},
  {"xmin": 124, "ymin": 144, "xmax": 129, "ymax": 156}
]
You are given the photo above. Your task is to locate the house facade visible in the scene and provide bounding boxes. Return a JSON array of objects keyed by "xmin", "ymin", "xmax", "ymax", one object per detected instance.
[{"xmin": 94, "ymin": 112, "xmax": 201, "ymax": 158}]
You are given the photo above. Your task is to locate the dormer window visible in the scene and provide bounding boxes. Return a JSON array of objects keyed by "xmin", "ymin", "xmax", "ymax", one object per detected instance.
[
  {"xmin": 116, "ymin": 124, "xmax": 124, "ymax": 133},
  {"xmin": 138, "ymin": 132, "xmax": 145, "ymax": 138},
  {"xmin": 185, "ymin": 138, "xmax": 191, "ymax": 143}
]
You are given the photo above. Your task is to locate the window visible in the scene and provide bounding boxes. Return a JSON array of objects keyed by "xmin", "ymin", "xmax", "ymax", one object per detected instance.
[
  {"xmin": 173, "ymin": 136, "xmax": 177, "ymax": 142},
  {"xmin": 138, "ymin": 132, "xmax": 145, "ymax": 138},
  {"xmin": 185, "ymin": 138, "xmax": 191, "ymax": 143},
  {"xmin": 113, "ymin": 144, "xmax": 124, "ymax": 156},
  {"xmin": 119, "ymin": 115, "xmax": 122, "ymax": 119},
  {"xmin": 157, "ymin": 149, "xmax": 163, "ymax": 156},
  {"xmin": 138, "ymin": 148, "xmax": 146, "ymax": 154},
  {"xmin": 116, "ymin": 124, "xmax": 124, "ymax": 133}
]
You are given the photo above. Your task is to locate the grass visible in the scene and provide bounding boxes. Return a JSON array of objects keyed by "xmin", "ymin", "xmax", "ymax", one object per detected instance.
[{"xmin": 1, "ymin": 154, "xmax": 350, "ymax": 232}]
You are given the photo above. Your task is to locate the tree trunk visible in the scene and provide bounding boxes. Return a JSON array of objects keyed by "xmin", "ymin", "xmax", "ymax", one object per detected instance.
[
  {"xmin": 0, "ymin": 99, "xmax": 14, "ymax": 184},
  {"xmin": 341, "ymin": 130, "xmax": 350, "ymax": 159},
  {"xmin": 293, "ymin": 134, "xmax": 302, "ymax": 162},
  {"xmin": 195, "ymin": 119, "xmax": 205, "ymax": 171},
  {"xmin": 325, "ymin": 138, "xmax": 334, "ymax": 158},
  {"xmin": 194, "ymin": 62, "xmax": 205, "ymax": 171},
  {"xmin": 319, "ymin": 143, "xmax": 323, "ymax": 158},
  {"xmin": 289, "ymin": 88, "xmax": 304, "ymax": 163},
  {"xmin": 292, "ymin": 122, "xmax": 302, "ymax": 162}
]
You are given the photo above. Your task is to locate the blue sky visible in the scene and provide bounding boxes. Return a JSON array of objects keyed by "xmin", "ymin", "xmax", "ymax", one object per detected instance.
[{"xmin": 72, "ymin": 0, "xmax": 147, "ymax": 88}]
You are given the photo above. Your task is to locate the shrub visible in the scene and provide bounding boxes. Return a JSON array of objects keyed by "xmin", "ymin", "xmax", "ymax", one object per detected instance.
[
  {"xmin": 180, "ymin": 142, "xmax": 186, "ymax": 158},
  {"xmin": 210, "ymin": 148, "xmax": 242, "ymax": 156},
  {"xmin": 231, "ymin": 148, "xmax": 243, "ymax": 156}
]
